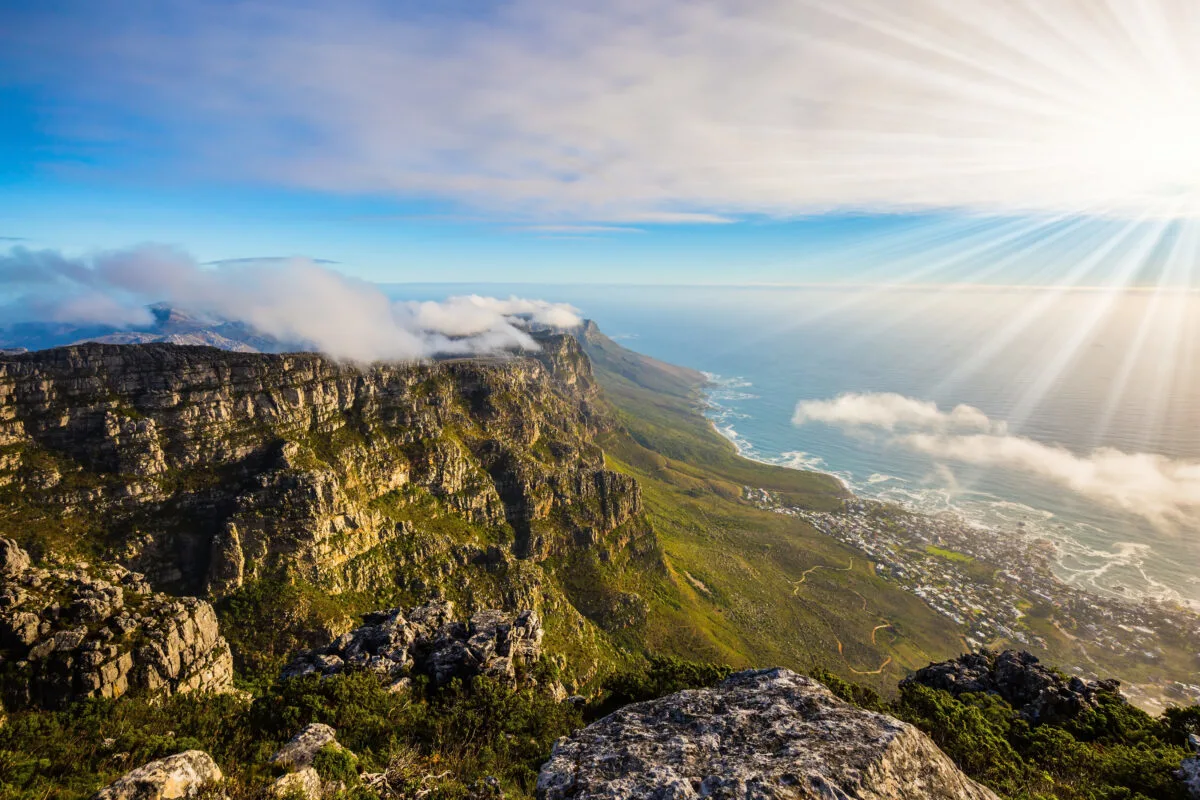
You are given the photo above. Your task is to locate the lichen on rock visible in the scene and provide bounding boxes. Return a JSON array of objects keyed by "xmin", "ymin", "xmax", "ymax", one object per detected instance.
[
  {"xmin": 537, "ymin": 668, "xmax": 999, "ymax": 800},
  {"xmin": 92, "ymin": 750, "xmax": 222, "ymax": 800}
]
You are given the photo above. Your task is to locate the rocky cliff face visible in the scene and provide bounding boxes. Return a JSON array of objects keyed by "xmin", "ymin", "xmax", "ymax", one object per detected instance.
[
  {"xmin": 537, "ymin": 668, "xmax": 1000, "ymax": 800},
  {"xmin": 0, "ymin": 538, "xmax": 234, "ymax": 710},
  {"xmin": 0, "ymin": 334, "xmax": 646, "ymax": 605}
]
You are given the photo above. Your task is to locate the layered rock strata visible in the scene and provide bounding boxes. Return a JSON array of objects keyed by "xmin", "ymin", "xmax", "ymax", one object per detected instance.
[{"xmin": 0, "ymin": 334, "xmax": 644, "ymax": 599}]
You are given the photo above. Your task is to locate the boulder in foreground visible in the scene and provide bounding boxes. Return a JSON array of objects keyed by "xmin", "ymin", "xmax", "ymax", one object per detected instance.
[{"xmin": 537, "ymin": 668, "xmax": 999, "ymax": 800}]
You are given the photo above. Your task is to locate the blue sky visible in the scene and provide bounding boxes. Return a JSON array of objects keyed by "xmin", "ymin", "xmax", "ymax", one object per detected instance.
[
  {"xmin": 3, "ymin": 1, "xmax": 1200, "ymax": 286},
  {"xmin": 0, "ymin": 65, "xmax": 921, "ymax": 286}
]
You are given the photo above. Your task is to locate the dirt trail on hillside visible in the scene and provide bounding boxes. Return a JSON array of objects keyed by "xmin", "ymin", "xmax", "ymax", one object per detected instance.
[{"xmin": 791, "ymin": 558, "xmax": 853, "ymax": 595}]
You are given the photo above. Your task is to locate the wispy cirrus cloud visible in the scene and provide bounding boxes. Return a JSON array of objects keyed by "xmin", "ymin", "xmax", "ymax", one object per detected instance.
[
  {"xmin": 9, "ymin": 1, "xmax": 1200, "ymax": 221},
  {"xmin": 203, "ymin": 257, "xmax": 340, "ymax": 266}
]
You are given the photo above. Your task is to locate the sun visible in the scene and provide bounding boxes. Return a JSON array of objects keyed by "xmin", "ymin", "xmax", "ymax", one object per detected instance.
[{"xmin": 1073, "ymin": 101, "xmax": 1200, "ymax": 217}]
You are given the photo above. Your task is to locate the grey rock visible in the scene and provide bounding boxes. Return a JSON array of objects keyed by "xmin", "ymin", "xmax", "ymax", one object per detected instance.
[
  {"xmin": 270, "ymin": 724, "xmax": 354, "ymax": 800},
  {"xmin": 284, "ymin": 601, "xmax": 544, "ymax": 688},
  {"xmin": 537, "ymin": 668, "xmax": 999, "ymax": 800},
  {"xmin": 268, "ymin": 767, "xmax": 325, "ymax": 800},
  {"xmin": 903, "ymin": 649, "xmax": 1122, "ymax": 725},
  {"xmin": 0, "ymin": 541, "xmax": 235, "ymax": 710},
  {"xmin": 1183, "ymin": 757, "xmax": 1200, "ymax": 799},
  {"xmin": 1181, "ymin": 734, "xmax": 1200, "ymax": 798},
  {"xmin": 0, "ymin": 538, "xmax": 31, "ymax": 578},
  {"xmin": 92, "ymin": 750, "xmax": 222, "ymax": 800},
  {"xmin": 271, "ymin": 723, "xmax": 343, "ymax": 771}
]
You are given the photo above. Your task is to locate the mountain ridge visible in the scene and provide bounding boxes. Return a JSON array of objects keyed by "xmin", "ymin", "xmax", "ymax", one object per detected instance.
[{"xmin": 1, "ymin": 325, "xmax": 1197, "ymax": 799}]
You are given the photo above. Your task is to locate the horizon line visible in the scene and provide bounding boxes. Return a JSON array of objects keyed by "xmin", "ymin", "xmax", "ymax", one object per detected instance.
[{"xmin": 382, "ymin": 281, "xmax": 1200, "ymax": 293}]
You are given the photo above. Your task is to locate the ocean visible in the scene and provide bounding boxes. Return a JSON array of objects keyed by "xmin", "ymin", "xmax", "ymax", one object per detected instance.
[{"xmin": 395, "ymin": 283, "xmax": 1200, "ymax": 610}]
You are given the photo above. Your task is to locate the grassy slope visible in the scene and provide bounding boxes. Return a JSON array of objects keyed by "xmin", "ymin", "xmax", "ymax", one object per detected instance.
[
  {"xmin": 580, "ymin": 323, "xmax": 1200, "ymax": 707},
  {"xmin": 578, "ymin": 322, "xmax": 964, "ymax": 692}
]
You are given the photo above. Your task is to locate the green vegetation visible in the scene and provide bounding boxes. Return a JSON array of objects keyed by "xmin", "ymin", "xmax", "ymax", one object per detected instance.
[
  {"xmin": 311, "ymin": 745, "xmax": 359, "ymax": 787},
  {"xmin": 586, "ymin": 654, "xmax": 734, "ymax": 719},
  {"xmin": 220, "ymin": 580, "xmax": 364, "ymax": 682},
  {"xmin": 898, "ymin": 684, "xmax": 1193, "ymax": 799},
  {"xmin": 810, "ymin": 666, "xmax": 1200, "ymax": 800},
  {"xmin": 0, "ymin": 671, "xmax": 582, "ymax": 800},
  {"xmin": 580, "ymin": 325, "xmax": 965, "ymax": 690},
  {"xmin": 5, "ymin": 655, "xmax": 1197, "ymax": 800},
  {"xmin": 925, "ymin": 544, "xmax": 976, "ymax": 563}
]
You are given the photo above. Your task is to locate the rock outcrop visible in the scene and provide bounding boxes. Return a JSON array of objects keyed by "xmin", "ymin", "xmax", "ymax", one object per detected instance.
[
  {"xmin": 268, "ymin": 724, "xmax": 354, "ymax": 800},
  {"xmin": 283, "ymin": 600, "xmax": 543, "ymax": 688},
  {"xmin": 0, "ymin": 538, "xmax": 235, "ymax": 709},
  {"xmin": 537, "ymin": 668, "xmax": 999, "ymax": 800},
  {"xmin": 1178, "ymin": 734, "xmax": 1200, "ymax": 799},
  {"xmin": 0, "ymin": 334, "xmax": 647, "ymax": 600},
  {"xmin": 271, "ymin": 723, "xmax": 345, "ymax": 771},
  {"xmin": 93, "ymin": 750, "xmax": 222, "ymax": 800},
  {"xmin": 902, "ymin": 649, "xmax": 1122, "ymax": 725}
]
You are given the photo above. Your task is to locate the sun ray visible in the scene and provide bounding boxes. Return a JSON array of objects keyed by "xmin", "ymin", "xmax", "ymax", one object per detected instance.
[
  {"xmin": 1091, "ymin": 220, "xmax": 1194, "ymax": 448},
  {"xmin": 1140, "ymin": 218, "xmax": 1200, "ymax": 447},
  {"xmin": 929, "ymin": 212, "xmax": 1168, "ymax": 403},
  {"xmin": 1003, "ymin": 211, "xmax": 1181, "ymax": 431}
]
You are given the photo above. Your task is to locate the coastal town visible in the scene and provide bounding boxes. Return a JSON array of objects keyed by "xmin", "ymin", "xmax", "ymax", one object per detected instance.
[{"xmin": 744, "ymin": 488, "xmax": 1200, "ymax": 707}]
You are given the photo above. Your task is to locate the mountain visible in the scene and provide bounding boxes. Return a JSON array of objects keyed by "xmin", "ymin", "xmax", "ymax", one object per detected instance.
[
  {"xmin": 0, "ymin": 332, "xmax": 652, "ymax": 683},
  {"xmin": 0, "ymin": 303, "xmax": 285, "ymax": 353},
  {"xmin": 0, "ymin": 327, "xmax": 964, "ymax": 691},
  {"xmin": 0, "ymin": 327, "xmax": 1196, "ymax": 800}
]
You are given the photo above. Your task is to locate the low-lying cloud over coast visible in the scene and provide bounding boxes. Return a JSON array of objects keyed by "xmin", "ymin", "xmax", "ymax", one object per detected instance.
[
  {"xmin": 0, "ymin": 245, "xmax": 581, "ymax": 361},
  {"xmin": 794, "ymin": 392, "xmax": 1200, "ymax": 529}
]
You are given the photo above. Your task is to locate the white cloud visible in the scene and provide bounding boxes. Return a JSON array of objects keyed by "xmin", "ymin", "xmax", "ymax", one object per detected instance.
[
  {"xmin": 794, "ymin": 391, "xmax": 1200, "ymax": 528},
  {"xmin": 0, "ymin": 245, "xmax": 581, "ymax": 362},
  {"xmin": 794, "ymin": 392, "xmax": 1001, "ymax": 434},
  {"xmin": 13, "ymin": 0, "xmax": 1200, "ymax": 220}
]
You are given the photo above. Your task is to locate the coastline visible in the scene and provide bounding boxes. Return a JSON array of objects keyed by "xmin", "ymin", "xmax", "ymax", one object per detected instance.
[
  {"xmin": 697, "ymin": 370, "xmax": 1198, "ymax": 612},
  {"xmin": 695, "ymin": 371, "xmax": 1200, "ymax": 712}
]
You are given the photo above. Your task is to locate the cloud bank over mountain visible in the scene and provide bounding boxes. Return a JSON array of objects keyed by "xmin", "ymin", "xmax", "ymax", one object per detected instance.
[
  {"xmin": 795, "ymin": 392, "xmax": 1200, "ymax": 529},
  {"xmin": 0, "ymin": 245, "xmax": 581, "ymax": 362}
]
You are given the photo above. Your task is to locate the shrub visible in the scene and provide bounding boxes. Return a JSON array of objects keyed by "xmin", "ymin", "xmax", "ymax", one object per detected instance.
[
  {"xmin": 589, "ymin": 654, "xmax": 732, "ymax": 718},
  {"xmin": 311, "ymin": 744, "xmax": 359, "ymax": 786}
]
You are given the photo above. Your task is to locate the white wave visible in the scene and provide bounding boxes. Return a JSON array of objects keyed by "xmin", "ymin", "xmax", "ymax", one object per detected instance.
[{"xmin": 773, "ymin": 451, "xmax": 827, "ymax": 471}]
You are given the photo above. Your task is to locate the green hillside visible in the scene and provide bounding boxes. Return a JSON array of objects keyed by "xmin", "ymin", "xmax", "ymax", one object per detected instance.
[{"xmin": 577, "ymin": 321, "xmax": 964, "ymax": 690}]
